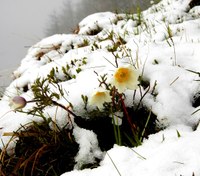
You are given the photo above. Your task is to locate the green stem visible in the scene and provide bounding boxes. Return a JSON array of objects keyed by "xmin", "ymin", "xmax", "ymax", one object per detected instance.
[
  {"xmin": 139, "ymin": 109, "xmax": 151, "ymax": 142},
  {"xmin": 111, "ymin": 108, "xmax": 121, "ymax": 145}
]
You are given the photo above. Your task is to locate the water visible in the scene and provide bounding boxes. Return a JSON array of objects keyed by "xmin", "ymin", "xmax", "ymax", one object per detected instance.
[{"xmin": 0, "ymin": 68, "xmax": 13, "ymax": 94}]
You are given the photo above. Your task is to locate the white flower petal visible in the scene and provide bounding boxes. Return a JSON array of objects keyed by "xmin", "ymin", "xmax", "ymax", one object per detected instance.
[
  {"xmin": 89, "ymin": 88, "xmax": 112, "ymax": 110},
  {"xmin": 111, "ymin": 65, "xmax": 139, "ymax": 93}
]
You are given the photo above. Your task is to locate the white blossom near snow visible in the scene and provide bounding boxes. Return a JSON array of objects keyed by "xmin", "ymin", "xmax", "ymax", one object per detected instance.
[
  {"xmin": 111, "ymin": 64, "xmax": 140, "ymax": 93},
  {"xmin": 0, "ymin": 0, "xmax": 200, "ymax": 175},
  {"xmin": 89, "ymin": 87, "xmax": 112, "ymax": 110}
]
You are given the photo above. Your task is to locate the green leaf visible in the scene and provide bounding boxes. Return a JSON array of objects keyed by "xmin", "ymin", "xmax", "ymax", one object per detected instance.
[
  {"xmin": 76, "ymin": 68, "xmax": 82, "ymax": 73},
  {"xmin": 176, "ymin": 130, "xmax": 181, "ymax": 138}
]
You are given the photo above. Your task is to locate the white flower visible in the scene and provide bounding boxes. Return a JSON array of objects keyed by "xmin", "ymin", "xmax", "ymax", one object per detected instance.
[
  {"xmin": 89, "ymin": 88, "xmax": 112, "ymax": 110},
  {"xmin": 9, "ymin": 96, "xmax": 27, "ymax": 110},
  {"xmin": 111, "ymin": 65, "xmax": 139, "ymax": 93}
]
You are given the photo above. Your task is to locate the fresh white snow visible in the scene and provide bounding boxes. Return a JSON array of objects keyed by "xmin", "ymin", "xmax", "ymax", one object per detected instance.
[{"xmin": 1, "ymin": 0, "xmax": 200, "ymax": 175}]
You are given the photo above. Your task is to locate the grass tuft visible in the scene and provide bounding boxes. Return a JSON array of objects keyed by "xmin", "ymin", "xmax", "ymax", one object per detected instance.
[{"xmin": 0, "ymin": 120, "xmax": 79, "ymax": 175}]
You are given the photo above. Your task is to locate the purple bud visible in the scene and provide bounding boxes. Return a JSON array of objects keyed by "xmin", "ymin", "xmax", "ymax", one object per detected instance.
[{"xmin": 9, "ymin": 96, "xmax": 27, "ymax": 110}]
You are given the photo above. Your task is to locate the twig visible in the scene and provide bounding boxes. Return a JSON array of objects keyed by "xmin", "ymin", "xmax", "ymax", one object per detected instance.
[
  {"xmin": 136, "ymin": 85, "xmax": 150, "ymax": 110},
  {"xmin": 119, "ymin": 94, "xmax": 136, "ymax": 131}
]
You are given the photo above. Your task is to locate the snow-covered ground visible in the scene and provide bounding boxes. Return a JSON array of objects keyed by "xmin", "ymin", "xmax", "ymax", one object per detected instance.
[{"xmin": 1, "ymin": 0, "xmax": 200, "ymax": 175}]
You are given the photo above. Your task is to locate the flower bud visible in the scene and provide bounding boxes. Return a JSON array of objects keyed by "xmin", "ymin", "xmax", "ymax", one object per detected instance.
[{"xmin": 9, "ymin": 96, "xmax": 27, "ymax": 110}]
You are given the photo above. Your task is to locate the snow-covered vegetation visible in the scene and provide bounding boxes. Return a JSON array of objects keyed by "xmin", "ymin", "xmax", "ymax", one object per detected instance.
[{"xmin": 1, "ymin": 0, "xmax": 200, "ymax": 175}]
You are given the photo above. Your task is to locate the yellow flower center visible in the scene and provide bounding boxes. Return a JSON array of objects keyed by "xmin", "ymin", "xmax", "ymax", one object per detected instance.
[
  {"xmin": 114, "ymin": 68, "xmax": 130, "ymax": 83},
  {"xmin": 95, "ymin": 91, "xmax": 106, "ymax": 97}
]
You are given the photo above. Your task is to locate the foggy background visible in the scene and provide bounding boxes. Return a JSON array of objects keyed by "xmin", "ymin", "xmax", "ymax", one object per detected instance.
[
  {"xmin": 0, "ymin": 0, "xmax": 64, "ymax": 71},
  {"xmin": 0, "ymin": 0, "xmax": 151, "ymax": 90}
]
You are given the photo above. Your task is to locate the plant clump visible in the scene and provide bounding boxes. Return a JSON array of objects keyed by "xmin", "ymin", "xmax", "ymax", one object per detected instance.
[
  {"xmin": 0, "ymin": 120, "xmax": 79, "ymax": 176},
  {"xmin": 0, "ymin": 52, "xmax": 160, "ymax": 174},
  {"xmin": 77, "ymin": 64, "xmax": 159, "ymax": 150},
  {"xmin": 0, "ymin": 65, "xmax": 160, "ymax": 174},
  {"xmin": 0, "ymin": 16, "xmax": 161, "ymax": 173},
  {"xmin": 75, "ymin": 105, "xmax": 158, "ymax": 150}
]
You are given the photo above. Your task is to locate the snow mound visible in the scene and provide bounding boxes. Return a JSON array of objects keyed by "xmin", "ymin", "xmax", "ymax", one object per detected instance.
[{"xmin": 1, "ymin": 0, "xmax": 200, "ymax": 175}]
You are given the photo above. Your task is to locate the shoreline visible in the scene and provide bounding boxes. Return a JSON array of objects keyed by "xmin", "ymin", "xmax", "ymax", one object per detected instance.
[{"xmin": 0, "ymin": 68, "xmax": 14, "ymax": 92}]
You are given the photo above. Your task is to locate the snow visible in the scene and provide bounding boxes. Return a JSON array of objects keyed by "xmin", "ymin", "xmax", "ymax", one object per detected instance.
[
  {"xmin": 1, "ymin": 0, "xmax": 200, "ymax": 175},
  {"xmin": 73, "ymin": 126, "xmax": 103, "ymax": 169},
  {"xmin": 65, "ymin": 125, "xmax": 200, "ymax": 176}
]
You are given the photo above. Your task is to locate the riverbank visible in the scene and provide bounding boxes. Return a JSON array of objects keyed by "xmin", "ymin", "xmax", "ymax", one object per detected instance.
[{"xmin": 0, "ymin": 68, "xmax": 14, "ymax": 95}]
